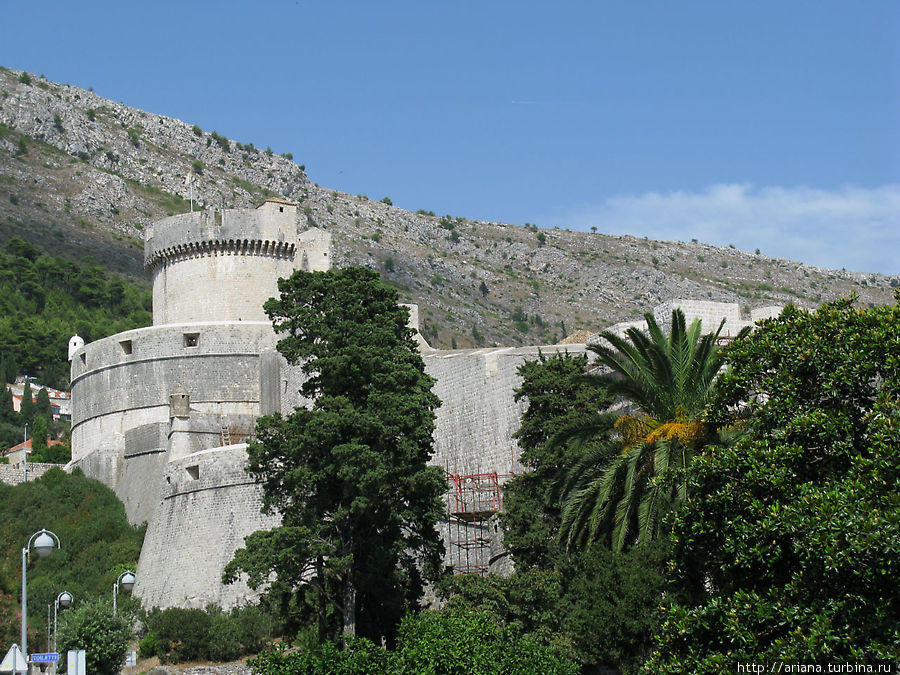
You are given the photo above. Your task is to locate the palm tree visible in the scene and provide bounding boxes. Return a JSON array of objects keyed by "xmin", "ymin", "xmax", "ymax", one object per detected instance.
[{"xmin": 557, "ymin": 308, "xmax": 744, "ymax": 552}]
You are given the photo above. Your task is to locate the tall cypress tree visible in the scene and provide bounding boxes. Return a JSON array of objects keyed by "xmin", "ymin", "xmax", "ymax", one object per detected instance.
[
  {"xmin": 35, "ymin": 387, "xmax": 52, "ymax": 421},
  {"xmin": 0, "ymin": 386, "xmax": 17, "ymax": 425},
  {"xmin": 225, "ymin": 267, "xmax": 446, "ymax": 646},
  {"xmin": 20, "ymin": 380, "xmax": 34, "ymax": 425}
]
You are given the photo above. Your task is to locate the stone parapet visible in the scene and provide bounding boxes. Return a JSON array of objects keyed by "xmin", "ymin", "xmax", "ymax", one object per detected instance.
[
  {"xmin": 0, "ymin": 462, "xmax": 61, "ymax": 485},
  {"xmin": 144, "ymin": 209, "xmax": 297, "ymax": 273}
]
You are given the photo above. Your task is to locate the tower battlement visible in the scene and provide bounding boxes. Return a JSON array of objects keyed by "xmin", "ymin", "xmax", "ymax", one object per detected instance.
[{"xmin": 144, "ymin": 200, "xmax": 330, "ymax": 324}]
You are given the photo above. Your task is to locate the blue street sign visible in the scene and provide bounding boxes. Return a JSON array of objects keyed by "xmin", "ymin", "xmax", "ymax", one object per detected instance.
[{"xmin": 30, "ymin": 653, "xmax": 60, "ymax": 663}]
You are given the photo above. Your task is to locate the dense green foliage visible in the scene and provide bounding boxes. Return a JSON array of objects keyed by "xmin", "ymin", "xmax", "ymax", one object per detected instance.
[
  {"xmin": 0, "ymin": 590, "xmax": 27, "ymax": 649},
  {"xmin": 0, "ymin": 237, "xmax": 152, "ymax": 389},
  {"xmin": 441, "ymin": 543, "xmax": 669, "ymax": 673},
  {"xmin": 0, "ymin": 468, "xmax": 145, "ymax": 647},
  {"xmin": 0, "ymin": 374, "xmax": 70, "ymax": 457},
  {"xmin": 647, "ymin": 296, "xmax": 900, "ymax": 670},
  {"xmin": 249, "ymin": 606, "xmax": 578, "ymax": 675},
  {"xmin": 141, "ymin": 604, "xmax": 276, "ymax": 663},
  {"xmin": 487, "ymin": 353, "xmax": 671, "ymax": 673},
  {"xmin": 57, "ymin": 599, "xmax": 131, "ymax": 675},
  {"xmin": 225, "ymin": 267, "xmax": 446, "ymax": 645},
  {"xmin": 558, "ymin": 309, "xmax": 736, "ymax": 552},
  {"xmin": 500, "ymin": 352, "xmax": 614, "ymax": 567}
]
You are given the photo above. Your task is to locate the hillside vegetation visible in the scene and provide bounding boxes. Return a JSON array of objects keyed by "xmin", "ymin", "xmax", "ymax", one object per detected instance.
[
  {"xmin": 0, "ymin": 66, "xmax": 896, "ymax": 348},
  {"xmin": 0, "ymin": 468, "xmax": 145, "ymax": 648},
  {"xmin": 0, "ymin": 237, "xmax": 151, "ymax": 390}
]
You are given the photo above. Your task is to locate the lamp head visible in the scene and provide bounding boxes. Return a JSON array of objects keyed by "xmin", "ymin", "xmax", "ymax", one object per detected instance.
[
  {"xmin": 120, "ymin": 571, "xmax": 136, "ymax": 592},
  {"xmin": 33, "ymin": 531, "xmax": 57, "ymax": 557},
  {"xmin": 59, "ymin": 591, "xmax": 73, "ymax": 608}
]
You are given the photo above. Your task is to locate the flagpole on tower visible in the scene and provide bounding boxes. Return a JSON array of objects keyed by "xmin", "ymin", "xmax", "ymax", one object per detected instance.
[{"xmin": 183, "ymin": 172, "xmax": 194, "ymax": 212}]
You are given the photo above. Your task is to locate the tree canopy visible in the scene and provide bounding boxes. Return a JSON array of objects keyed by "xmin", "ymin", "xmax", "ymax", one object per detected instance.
[
  {"xmin": 0, "ymin": 238, "xmax": 151, "ymax": 390},
  {"xmin": 500, "ymin": 351, "xmax": 615, "ymax": 567},
  {"xmin": 646, "ymin": 296, "xmax": 900, "ymax": 670},
  {"xmin": 492, "ymin": 351, "xmax": 671, "ymax": 673},
  {"xmin": 57, "ymin": 599, "xmax": 131, "ymax": 675},
  {"xmin": 225, "ymin": 267, "xmax": 447, "ymax": 645}
]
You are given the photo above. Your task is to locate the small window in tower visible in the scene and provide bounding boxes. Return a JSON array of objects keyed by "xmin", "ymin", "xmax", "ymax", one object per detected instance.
[
  {"xmin": 79, "ymin": 353, "xmax": 86, "ymax": 365},
  {"xmin": 279, "ymin": 206, "xmax": 284, "ymax": 213},
  {"xmin": 120, "ymin": 340, "xmax": 133, "ymax": 355},
  {"xmin": 184, "ymin": 333, "xmax": 200, "ymax": 348},
  {"xmin": 186, "ymin": 464, "xmax": 200, "ymax": 480}
]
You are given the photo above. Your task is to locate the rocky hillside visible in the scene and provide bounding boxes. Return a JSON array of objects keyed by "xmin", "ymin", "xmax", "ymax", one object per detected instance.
[{"xmin": 0, "ymin": 66, "xmax": 895, "ymax": 348}]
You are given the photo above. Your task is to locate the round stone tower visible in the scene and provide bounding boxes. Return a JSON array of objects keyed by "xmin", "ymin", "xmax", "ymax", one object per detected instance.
[{"xmin": 145, "ymin": 199, "xmax": 327, "ymax": 324}]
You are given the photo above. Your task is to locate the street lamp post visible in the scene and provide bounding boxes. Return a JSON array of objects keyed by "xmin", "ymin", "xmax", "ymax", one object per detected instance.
[
  {"xmin": 22, "ymin": 422, "xmax": 28, "ymax": 483},
  {"xmin": 113, "ymin": 570, "xmax": 135, "ymax": 616},
  {"xmin": 21, "ymin": 529, "xmax": 60, "ymax": 658},
  {"xmin": 52, "ymin": 591, "xmax": 72, "ymax": 653}
]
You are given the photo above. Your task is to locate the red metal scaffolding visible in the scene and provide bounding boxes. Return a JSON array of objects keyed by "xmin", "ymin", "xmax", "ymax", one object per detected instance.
[{"xmin": 446, "ymin": 472, "xmax": 503, "ymax": 576}]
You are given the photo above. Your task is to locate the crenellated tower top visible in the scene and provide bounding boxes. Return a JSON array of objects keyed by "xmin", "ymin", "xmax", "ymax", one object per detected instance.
[{"xmin": 144, "ymin": 199, "xmax": 330, "ymax": 325}]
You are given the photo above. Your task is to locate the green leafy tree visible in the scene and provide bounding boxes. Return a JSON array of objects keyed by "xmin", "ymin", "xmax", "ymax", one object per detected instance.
[
  {"xmin": 646, "ymin": 296, "xmax": 900, "ymax": 671},
  {"xmin": 249, "ymin": 607, "xmax": 579, "ymax": 674},
  {"xmin": 558, "ymin": 309, "xmax": 739, "ymax": 552},
  {"xmin": 441, "ymin": 541, "xmax": 670, "ymax": 674},
  {"xmin": 57, "ymin": 599, "xmax": 131, "ymax": 675},
  {"xmin": 29, "ymin": 438, "xmax": 70, "ymax": 464},
  {"xmin": 0, "ymin": 387, "xmax": 15, "ymax": 424},
  {"xmin": 500, "ymin": 351, "xmax": 613, "ymax": 567},
  {"xmin": 0, "ymin": 240, "xmax": 151, "ymax": 389},
  {"xmin": 225, "ymin": 267, "xmax": 446, "ymax": 645},
  {"xmin": 0, "ymin": 386, "xmax": 20, "ymax": 451},
  {"xmin": 0, "ymin": 590, "xmax": 34, "ymax": 650},
  {"xmin": 20, "ymin": 380, "xmax": 34, "ymax": 425},
  {"xmin": 393, "ymin": 606, "xmax": 578, "ymax": 674}
]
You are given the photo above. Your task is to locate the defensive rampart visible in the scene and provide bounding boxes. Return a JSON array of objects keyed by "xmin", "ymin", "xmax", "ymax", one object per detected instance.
[
  {"xmin": 67, "ymin": 202, "xmax": 784, "ymax": 611},
  {"xmin": 134, "ymin": 444, "xmax": 279, "ymax": 609},
  {"xmin": 69, "ymin": 321, "xmax": 277, "ymax": 523},
  {"xmin": 424, "ymin": 344, "xmax": 588, "ymax": 475}
]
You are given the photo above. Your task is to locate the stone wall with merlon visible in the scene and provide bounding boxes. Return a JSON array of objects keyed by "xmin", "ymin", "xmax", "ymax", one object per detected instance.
[
  {"xmin": 145, "ymin": 208, "xmax": 296, "ymax": 263},
  {"xmin": 145, "ymin": 207, "xmax": 303, "ymax": 324},
  {"xmin": 134, "ymin": 444, "xmax": 280, "ymax": 610},
  {"xmin": 751, "ymin": 305, "xmax": 784, "ymax": 322},
  {"xmin": 653, "ymin": 299, "xmax": 747, "ymax": 337}
]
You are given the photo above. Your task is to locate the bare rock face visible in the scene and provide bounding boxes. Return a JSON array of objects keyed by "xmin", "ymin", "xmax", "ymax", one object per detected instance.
[{"xmin": 0, "ymin": 66, "xmax": 896, "ymax": 345}]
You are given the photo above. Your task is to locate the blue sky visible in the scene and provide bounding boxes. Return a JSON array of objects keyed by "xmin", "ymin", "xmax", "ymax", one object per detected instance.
[{"xmin": 2, "ymin": 1, "xmax": 897, "ymax": 273}]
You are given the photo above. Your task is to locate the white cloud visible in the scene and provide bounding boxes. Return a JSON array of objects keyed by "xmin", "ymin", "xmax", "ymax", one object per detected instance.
[{"xmin": 551, "ymin": 184, "xmax": 900, "ymax": 275}]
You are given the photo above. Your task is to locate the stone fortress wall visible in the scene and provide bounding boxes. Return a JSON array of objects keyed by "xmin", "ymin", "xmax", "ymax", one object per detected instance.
[{"xmin": 67, "ymin": 201, "xmax": 781, "ymax": 610}]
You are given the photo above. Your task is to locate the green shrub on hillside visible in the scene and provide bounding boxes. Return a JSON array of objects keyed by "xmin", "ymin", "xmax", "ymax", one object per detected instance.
[
  {"xmin": 58, "ymin": 599, "xmax": 131, "ymax": 675},
  {"xmin": 0, "ymin": 238, "xmax": 151, "ymax": 389},
  {"xmin": 249, "ymin": 607, "xmax": 577, "ymax": 675}
]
